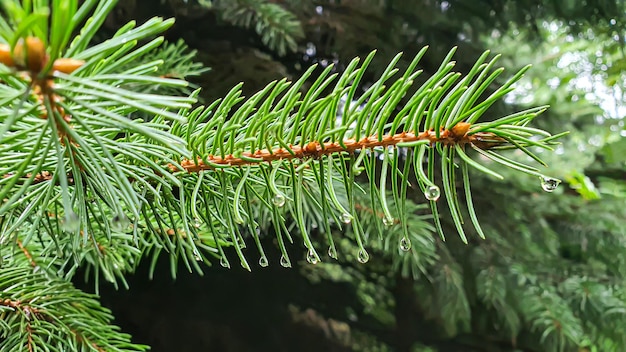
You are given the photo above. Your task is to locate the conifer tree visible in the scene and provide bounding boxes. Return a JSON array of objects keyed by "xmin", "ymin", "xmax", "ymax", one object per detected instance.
[{"xmin": 0, "ymin": 0, "xmax": 572, "ymax": 350}]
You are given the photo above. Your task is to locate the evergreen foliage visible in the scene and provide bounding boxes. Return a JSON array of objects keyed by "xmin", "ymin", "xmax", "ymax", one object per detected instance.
[{"xmin": 3, "ymin": 0, "xmax": 623, "ymax": 351}]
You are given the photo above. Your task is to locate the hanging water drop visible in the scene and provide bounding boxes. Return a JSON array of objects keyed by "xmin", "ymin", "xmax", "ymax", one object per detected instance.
[
  {"xmin": 328, "ymin": 246, "xmax": 338, "ymax": 259},
  {"xmin": 272, "ymin": 194, "xmax": 286, "ymax": 207},
  {"xmin": 424, "ymin": 185, "xmax": 441, "ymax": 201},
  {"xmin": 219, "ymin": 256, "xmax": 230, "ymax": 268},
  {"xmin": 280, "ymin": 255, "xmax": 291, "ymax": 268},
  {"xmin": 540, "ymin": 176, "xmax": 560, "ymax": 192},
  {"xmin": 110, "ymin": 213, "xmax": 130, "ymax": 232},
  {"xmin": 193, "ymin": 218, "xmax": 202, "ymax": 228},
  {"xmin": 399, "ymin": 236, "xmax": 412, "ymax": 252},
  {"xmin": 306, "ymin": 249, "xmax": 319, "ymax": 265},
  {"xmin": 382, "ymin": 216, "xmax": 394, "ymax": 226},
  {"xmin": 61, "ymin": 211, "xmax": 80, "ymax": 232},
  {"xmin": 259, "ymin": 256, "xmax": 269, "ymax": 267},
  {"xmin": 193, "ymin": 250, "xmax": 202, "ymax": 261},
  {"xmin": 234, "ymin": 216, "xmax": 245, "ymax": 225},
  {"xmin": 237, "ymin": 236, "xmax": 247, "ymax": 249},
  {"xmin": 341, "ymin": 213, "xmax": 352, "ymax": 224},
  {"xmin": 357, "ymin": 249, "xmax": 370, "ymax": 264}
]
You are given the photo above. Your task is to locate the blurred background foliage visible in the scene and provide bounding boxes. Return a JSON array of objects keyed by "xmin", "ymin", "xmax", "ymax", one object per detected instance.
[{"xmin": 91, "ymin": 0, "xmax": 626, "ymax": 351}]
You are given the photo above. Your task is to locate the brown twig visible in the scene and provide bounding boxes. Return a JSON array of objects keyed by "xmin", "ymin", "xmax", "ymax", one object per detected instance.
[
  {"xmin": 16, "ymin": 239, "xmax": 37, "ymax": 267},
  {"xmin": 172, "ymin": 123, "xmax": 505, "ymax": 172}
]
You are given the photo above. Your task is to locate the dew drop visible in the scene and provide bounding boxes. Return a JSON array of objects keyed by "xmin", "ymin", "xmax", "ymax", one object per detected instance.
[
  {"xmin": 259, "ymin": 256, "xmax": 269, "ymax": 267},
  {"xmin": 110, "ymin": 213, "xmax": 130, "ymax": 232},
  {"xmin": 272, "ymin": 194, "xmax": 286, "ymax": 207},
  {"xmin": 425, "ymin": 185, "xmax": 441, "ymax": 201},
  {"xmin": 193, "ymin": 250, "xmax": 202, "ymax": 261},
  {"xmin": 234, "ymin": 217, "xmax": 244, "ymax": 225},
  {"xmin": 237, "ymin": 236, "xmax": 246, "ymax": 249},
  {"xmin": 61, "ymin": 211, "xmax": 80, "ymax": 232},
  {"xmin": 399, "ymin": 236, "xmax": 411, "ymax": 252},
  {"xmin": 280, "ymin": 255, "xmax": 292, "ymax": 268},
  {"xmin": 219, "ymin": 256, "xmax": 230, "ymax": 268},
  {"xmin": 328, "ymin": 246, "xmax": 338, "ymax": 259},
  {"xmin": 193, "ymin": 218, "xmax": 202, "ymax": 228},
  {"xmin": 306, "ymin": 249, "xmax": 319, "ymax": 265},
  {"xmin": 341, "ymin": 213, "xmax": 353, "ymax": 224},
  {"xmin": 352, "ymin": 166, "xmax": 363, "ymax": 176},
  {"xmin": 357, "ymin": 249, "xmax": 370, "ymax": 264},
  {"xmin": 382, "ymin": 217, "xmax": 394, "ymax": 227},
  {"xmin": 540, "ymin": 176, "xmax": 560, "ymax": 192}
]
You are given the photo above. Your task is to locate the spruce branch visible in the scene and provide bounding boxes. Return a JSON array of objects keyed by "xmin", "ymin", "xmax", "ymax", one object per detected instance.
[
  {"xmin": 0, "ymin": 265, "xmax": 148, "ymax": 351},
  {"xmin": 212, "ymin": 0, "xmax": 304, "ymax": 56},
  {"xmin": 176, "ymin": 47, "xmax": 565, "ymax": 251}
]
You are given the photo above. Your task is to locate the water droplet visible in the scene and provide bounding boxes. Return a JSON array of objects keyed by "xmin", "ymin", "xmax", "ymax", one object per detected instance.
[
  {"xmin": 110, "ymin": 213, "xmax": 130, "ymax": 232},
  {"xmin": 352, "ymin": 166, "xmax": 363, "ymax": 176},
  {"xmin": 61, "ymin": 211, "xmax": 80, "ymax": 232},
  {"xmin": 259, "ymin": 256, "xmax": 269, "ymax": 267},
  {"xmin": 328, "ymin": 246, "xmax": 338, "ymax": 259},
  {"xmin": 341, "ymin": 213, "xmax": 352, "ymax": 224},
  {"xmin": 382, "ymin": 217, "xmax": 394, "ymax": 226},
  {"xmin": 219, "ymin": 256, "xmax": 230, "ymax": 268},
  {"xmin": 400, "ymin": 237, "xmax": 411, "ymax": 251},
  {"xmin": 193, "ymin": 250, "xmax": 202, "ymax": 261},
  {"xmin": 357, "ymin": 249, "xmax": 370, "ymax": 263},
  {"xmin": 272, "ymin": 194, "xmax": 286, "ymax": 207},
  {"xmin": 237, "ymin": 236, "xmax": 246, "ymax": 249},
  {"xmin": 425, "ymin": 185, "xmax": 440, "ymax": 201},
  {"xmin": 306, "ymin": 249, "xmax": 319, "ymax": 265},
  {"xmin": 280, "ymin": 255, "xmax": 291, "ymax": 268},
  {"xmin": 193, "ymin": 218, "xmax": 202, "ymax": 228},
  {"xmin": 540, "ymin": 176, "xmax": 560, "ymax": 192},
  {"xmin": 234, "ymin": 217, "xmax": 244, "ymax": 225}
]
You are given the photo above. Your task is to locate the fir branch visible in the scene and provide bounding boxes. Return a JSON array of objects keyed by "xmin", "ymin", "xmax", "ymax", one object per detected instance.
[
  {"xmin": 0, "ymin": 265, "xmax": 148, "ymax": 351},
  {"xmin": 175, "ymin": 48, "xmax": 563, "ymax": 250},
  {"xmin": 214, "ymin": 0, "xmax": 304, "ymax": 56}
]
